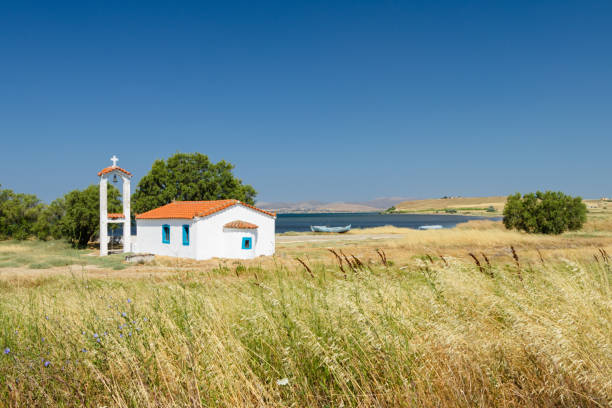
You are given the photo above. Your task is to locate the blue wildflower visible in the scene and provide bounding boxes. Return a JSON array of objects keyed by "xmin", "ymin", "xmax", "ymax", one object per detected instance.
[
  {"xmin": 3, "ymin": 347, "xmax": 9, "ymax": 354},
  {"xmin": 104, "ymin": 331, "xmax": 108, "ymax": 336},
  {"xmin": 82, "ymin": 331, "xmax": 85, "ymax": 335},
  {"xmin": 119, "ymin": 333, "xmax": 123, "ymax": 338},
  {"xmin": 127, "ymin": 298, "xmax": 132, "ymax": 303},
  {"xmin": 128, "ymin": 332, "xmax": 132, "ymax": 336},
  {"xmin": 45, "ymin": 316, "xmax": 49, "ymax": 320},
  {"xmin": 81, "ymin": 348, "xmax": 87, "ymax": 353},
  {"xmin": 44, "ymin": 360, "xmax": 50, "ymax": 367},
  {"xmin": 143, "ymin": 317, "xmax": 148, "ymax": 322},
  {"xmin": 93, "ymin": 333, "xmax": 99, "ymax": 338},
  {"xmin": 96, "ymin": 338, "xmax": 100, "ymax": 343},
  {"xmin": 41, "ymin": 338, "xmax": 45, "ymax": 342},
  {"xmin": 121, "ymin": 312, "xmax": 127, "ymax": 317}
]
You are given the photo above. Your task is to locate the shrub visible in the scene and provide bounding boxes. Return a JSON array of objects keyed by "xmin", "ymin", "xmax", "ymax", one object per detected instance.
[
  {"xmin": 503, "ymin": 191, "xmax": 587, "ymax": 234},
  {"xmin": 444, "ymin": 208, "xmax": 457, "ymax": 214},
  {"xmin": 486, "ymin": 206, "xmax": 496, "ymax": 213}
]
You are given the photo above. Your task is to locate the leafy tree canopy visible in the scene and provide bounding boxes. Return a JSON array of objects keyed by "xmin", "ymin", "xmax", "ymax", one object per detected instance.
[
  {"xmin": 62, "ymin": 184, "xmax": 122, "ymax": 248},
  {"xmin": 0, "ymin": 185, "xmax": 45, "ymax": 240},
  {"xmin": 503, "ymin": 191, "xmax": 587, "ymax": 235},
  {"xmin": 132, "ymin": 152, "xmax": 257, "ymax": 214},
  {"xmin": 34, "ymin": 197, "xmax": 67, "ymax": 241},
  {"xmin": 1, "ymin": 183, "xmax": 121, "ymax": 246}
]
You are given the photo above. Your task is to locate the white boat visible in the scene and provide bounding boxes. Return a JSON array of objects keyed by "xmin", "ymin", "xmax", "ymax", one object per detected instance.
[
  {"xmin": 418, "ymin": 225, "xmax": 443, "ymax": 230},
  {"xmin": 310, "ymin": 224, "xmax": 351, "ymax": 233}
]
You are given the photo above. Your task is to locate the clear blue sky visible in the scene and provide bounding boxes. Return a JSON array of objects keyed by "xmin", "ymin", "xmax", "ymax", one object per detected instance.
[{"xmin": 1, "ymin": 1, "xmax": 611, "ymax": 203}]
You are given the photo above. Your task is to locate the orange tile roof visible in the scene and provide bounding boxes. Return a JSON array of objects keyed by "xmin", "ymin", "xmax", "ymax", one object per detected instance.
[
  {"xmin": 107, "ymin": 213, "xmax": 125, "ymax": 219},
  {"xmin": 98, "ymin": 166, "xmax": 132, "ymax": 177},
  {"xmin": 224, "ymin": 220, "xmax": 258, "ymax": 229},
  {"xmin": 135, "ymin": 200, "xmax": 275, "ymax": 219}
]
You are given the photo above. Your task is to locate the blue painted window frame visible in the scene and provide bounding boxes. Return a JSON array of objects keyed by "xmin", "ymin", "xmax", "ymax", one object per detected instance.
[
  {"xmin": 162, "ymin": 224, "xmax": 170, "ymax": 244},
  {"xmin": 242, "ymin": 237, "xmax": 252, "ymax": 250},
  {"xmin": 182, "ymin": 225, "xmax": 190, "ymax": 246}
]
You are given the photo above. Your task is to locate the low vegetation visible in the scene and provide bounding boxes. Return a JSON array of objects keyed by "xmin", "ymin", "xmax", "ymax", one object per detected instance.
[
  {"xmin": 1, "ymin": 198, "xmax": 611, "ymax": 406},
  {"xmin": 0, "ymin": 225, "xmax": 610, "ymax": 406},
  {"xmin": 504, "ymin": 191, "xmax": 587, "ymax": 234},
  {"xmin": 0, "ymin": 240, "xmax": 126, "ymax": 271}
]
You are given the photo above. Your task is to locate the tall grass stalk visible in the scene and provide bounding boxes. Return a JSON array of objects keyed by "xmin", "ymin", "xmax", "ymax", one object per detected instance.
[{"xmin": 0, "ymin": 259, "xmax": 610, "ymax": 406}]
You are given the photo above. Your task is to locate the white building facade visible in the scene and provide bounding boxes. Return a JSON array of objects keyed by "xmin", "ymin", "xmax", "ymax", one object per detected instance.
[{"xmin": 134, "ymin": 200, "xmax": 275, "ymax": 260}]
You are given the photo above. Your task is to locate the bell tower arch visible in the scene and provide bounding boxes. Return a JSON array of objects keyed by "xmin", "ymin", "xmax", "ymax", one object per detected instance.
[{"xmin": 98, "ymin": 156, "xmax": 132, "ymax": 256}]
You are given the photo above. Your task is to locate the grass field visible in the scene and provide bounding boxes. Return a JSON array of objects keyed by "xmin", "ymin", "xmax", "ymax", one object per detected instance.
[
  {"xmin": 392, "ymin": 196, "xmax": 508, "ymax": 215},
  {"xmin": 391, "ymin": 196, "xmax": 612, "ymax": 218},
  {"xmin": 0, "ymin": 240, "xmax": 126, "ymax": 271},
  {"xmin": 0, "ymin": 220, "xmax": 611, "ymax": 407}
]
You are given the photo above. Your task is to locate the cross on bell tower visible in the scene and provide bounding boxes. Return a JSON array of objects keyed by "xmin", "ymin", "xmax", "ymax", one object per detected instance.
[{"xmin": 97, "ymin": 156, "xmax": 133, "ymax": 256}]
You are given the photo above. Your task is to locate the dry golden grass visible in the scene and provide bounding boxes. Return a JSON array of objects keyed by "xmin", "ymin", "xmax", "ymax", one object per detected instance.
[
  {"xmin": 584, "ymin": 217, "xmax": 612, "ymax": 233},
  {"xmin": 395, "ymin": 196, "xmax": 507, "ymax": 212},
  {"xmin": 455, "ymin": 219, "xmax": 505, "ymax": 230},
  {"xmin": 0, "ymin": 243, "xmax": 610, "ymax": 407},
  {"xmin": 2, "ymin": 217, "xmax": 611, "ymax": 282},
  {"xmin": 1, "ymin": 218, "xmax": 611, "ymax": 406},
  {"xmin": 347, "ymin": 225, "xmax": 413, "ymax": 234},
  {"xmin": 281, "ymin": 219, "xmax": 612, "ymax": 270}
]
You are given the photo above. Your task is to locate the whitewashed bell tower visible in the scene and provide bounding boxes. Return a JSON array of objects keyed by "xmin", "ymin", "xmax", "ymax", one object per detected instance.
[{"xmin": 98, "ymin": 155, "xmax": 132, "ymax": 256}]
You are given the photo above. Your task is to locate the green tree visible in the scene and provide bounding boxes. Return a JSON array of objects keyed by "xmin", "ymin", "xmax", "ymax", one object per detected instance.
[
  {"xmin": 0, "ymin": 185, "xmax": 45, "ymax": 240},
  {"xmin": 503, "ymin": 191, "xmax": 587, "ymax": 234},
  {"xmin": 58, "ymin": 184, "xmax": 122, "ymax": 248},
  {"xmin": 132, "ymin": 152, "xmax": 257, "ymax": 214},
  {"xmin": 34, "ymin": 197, "xmax": 67, "ymax": 240}
]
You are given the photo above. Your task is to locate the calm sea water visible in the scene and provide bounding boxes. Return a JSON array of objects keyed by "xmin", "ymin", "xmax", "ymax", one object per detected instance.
[
  {"xmin": 275, "ymin": 212, "xmax": 500, "ymax": 233},
  {"xmin": 114, "ymin": 213, "xmax": 499, "ymax": 236}
]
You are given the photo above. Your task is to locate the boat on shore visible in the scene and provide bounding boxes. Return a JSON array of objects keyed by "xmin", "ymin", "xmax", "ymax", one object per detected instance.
[
  {"xmin": 418, "ymin": 225, "xmax": 443, "ymax": 230},
  {"xmin": 310, "ymin": 224, "xmax": 351, "ymax": 233}
]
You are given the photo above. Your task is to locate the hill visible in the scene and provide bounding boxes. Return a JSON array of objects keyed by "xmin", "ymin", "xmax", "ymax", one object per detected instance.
[
  {"xmin": 393, "ymin": 196, "xmax": 508, "ymax": 215},
  {"xmin": 258, "ymin": 197, "xmax": 411, "ymax": 213}
]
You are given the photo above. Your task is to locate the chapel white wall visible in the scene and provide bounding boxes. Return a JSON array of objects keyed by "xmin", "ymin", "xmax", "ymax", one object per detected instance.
[
  {"xmin": 194, "ymin": 204, "xmax": 275, "ymax": 260},
  {"xmin": 135, "ymin": 204, "xmax": 275, "ymax": 260},
  {"xmin": 135, "ymin": 219, "xmax": 197, "ymax": 259}
]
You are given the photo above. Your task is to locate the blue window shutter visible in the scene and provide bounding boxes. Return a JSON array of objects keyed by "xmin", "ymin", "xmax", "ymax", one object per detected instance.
[
  {"xmin": 242, "ymin": 237, "xmax": 252, "ymax": 249},
  {"xmin": 162, "ymin": 225, "xmax": 170, "ymax": 244},
  {"xmin": 182, "ymin": 225, "xmax": 189, "ymax": 245}
]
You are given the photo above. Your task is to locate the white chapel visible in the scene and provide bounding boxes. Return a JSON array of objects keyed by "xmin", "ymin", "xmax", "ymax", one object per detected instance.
[{"xmin": 98, "ymin": 156, "xmax": 275, "ymax": 260}]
